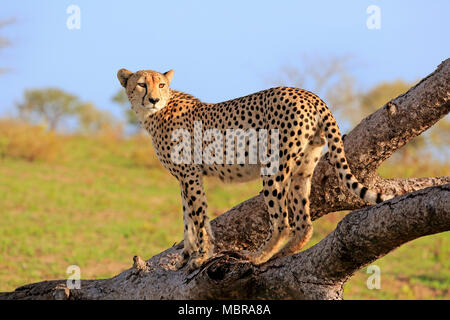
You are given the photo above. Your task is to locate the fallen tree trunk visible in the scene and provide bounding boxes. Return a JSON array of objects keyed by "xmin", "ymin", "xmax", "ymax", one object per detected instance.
[{"xmin": 1, "ymin": 59, "xmax": 449, "ymax": 300}]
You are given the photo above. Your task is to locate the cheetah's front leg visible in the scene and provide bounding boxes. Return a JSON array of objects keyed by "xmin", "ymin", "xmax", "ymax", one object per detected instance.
[{"xmin": 176, "ymin": 173, "xmax": 214, "ymax": 272}]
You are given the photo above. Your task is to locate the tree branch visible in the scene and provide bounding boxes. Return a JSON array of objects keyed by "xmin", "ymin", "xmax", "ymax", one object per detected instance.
[
  {"xmin": 293, "ymin": 184, "xmax": 450, "ymax": 284},
  {"xmin": 310, "ymin": 58, "xmax": 450, "ymax": 217},
  {"xmin": 1, "ymin": 184, "xmax": 448, "ymax": 300}
]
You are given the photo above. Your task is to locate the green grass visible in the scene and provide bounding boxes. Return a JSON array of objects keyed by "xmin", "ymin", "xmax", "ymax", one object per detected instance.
[{"xmin": 0, "ymin": 133, "xmax": 448, "ymax": 299}]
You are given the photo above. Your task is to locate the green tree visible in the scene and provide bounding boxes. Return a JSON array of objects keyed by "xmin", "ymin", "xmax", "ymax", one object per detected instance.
[
  {"xmin": 76, "ymin": 102, "xmax": 116, "ymax": 134},
  {"xmin": 17, "ymin": 88, "xmax": 81, "ymax": 131},
  {"xmin": 359, "ymin": 80, "xmax": 411, "ymax": 117},
  {"xmin": 358, "ymin": 80, "xmax": 425, "ymax": 159},
  {"xmin": 0, "ymin": 18, "xmax": 15, "ymax": 74},
  {"xmin": 361, "ymin": 81, "xmax": 449, "ymax": 154},
  {"xmin": 277, "ymin": 56, "xmax": 449, "ymax": 162},
  {"xmin": 112, "ymin": 89, "xmax": 139, "ymax": 127},
  {"xmin": 361, "ymin": 80, "xmax": 449, "ymax": 160}
]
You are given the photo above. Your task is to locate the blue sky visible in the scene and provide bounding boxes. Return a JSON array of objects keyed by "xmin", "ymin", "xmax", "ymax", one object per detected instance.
[{"xmin": 0, "ymin": 0, "xmax": 449, "ymax": 123}]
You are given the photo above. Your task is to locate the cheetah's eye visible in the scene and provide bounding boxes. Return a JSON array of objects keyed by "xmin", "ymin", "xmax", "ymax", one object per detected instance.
[
  {"xmin": 137, "ymin": 83, "xmax": 146, "ymax": 88},
  {"xmin": 159, "ymin": 83, "xmax": 165, "ymax": 88}
]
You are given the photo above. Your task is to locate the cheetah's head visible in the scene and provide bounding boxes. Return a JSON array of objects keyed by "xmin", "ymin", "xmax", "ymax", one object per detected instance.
[{"xmin": 117, "ymin": 68, "xmax": 174, "ymax": 117}]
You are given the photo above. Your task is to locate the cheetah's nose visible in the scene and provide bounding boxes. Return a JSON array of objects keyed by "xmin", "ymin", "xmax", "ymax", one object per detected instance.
[{"xmin": 149, "ymin": 97, "xmax": 160, "ymax": 104}]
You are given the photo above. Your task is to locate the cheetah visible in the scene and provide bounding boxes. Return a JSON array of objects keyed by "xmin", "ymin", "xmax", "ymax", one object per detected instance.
[{"xmin": 117, "ymin": 68, "xmax": 393, "ymax": 272}]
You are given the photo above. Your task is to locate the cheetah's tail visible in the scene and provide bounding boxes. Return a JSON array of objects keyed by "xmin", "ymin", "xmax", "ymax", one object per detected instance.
[{"xmin": 319, "ymin": 111, "xmax": 393, "ymax": 204}]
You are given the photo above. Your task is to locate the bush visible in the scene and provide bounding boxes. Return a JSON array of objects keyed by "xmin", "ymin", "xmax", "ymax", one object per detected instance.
[
  {"xmin": 128, "ymin": 132, "xmax": 161, "ymax": 168},
  {"xmin": 0, "ymin": 119, "xmax": 62, "ymax": 162},
  {"xmin": 95, "ymin": 122, "xmax": 124, "ymax": 144}
]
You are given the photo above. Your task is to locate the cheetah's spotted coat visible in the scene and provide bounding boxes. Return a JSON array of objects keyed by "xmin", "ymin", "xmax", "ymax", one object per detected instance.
[{"xmin": 117, "ymin": 68, "xmax": 393, "ymax": 271}]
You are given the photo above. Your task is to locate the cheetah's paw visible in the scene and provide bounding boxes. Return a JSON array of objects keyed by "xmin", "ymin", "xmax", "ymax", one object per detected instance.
[
  {"xmin": 175, "ymin": 250, "xmax": 190, "ymax": 270},
  {"xmin": 240, "ymin": 250, "xmax": 269, "ymax": 265}
]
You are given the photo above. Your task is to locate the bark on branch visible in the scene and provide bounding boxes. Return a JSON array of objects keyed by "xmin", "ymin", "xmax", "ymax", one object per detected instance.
[{"xmin": 1, "ymin": 59, "xmax": 449, "ymax": 300}]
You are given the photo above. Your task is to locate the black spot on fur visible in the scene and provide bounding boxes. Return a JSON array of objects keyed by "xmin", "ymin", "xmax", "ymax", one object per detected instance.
[
  {"xmin": 376, "ymin": 193, "xmax": 383, "ymax": 204},
  {"xmin": 360, "ymin": 187, "xmax": 368, "ymax": 199}
]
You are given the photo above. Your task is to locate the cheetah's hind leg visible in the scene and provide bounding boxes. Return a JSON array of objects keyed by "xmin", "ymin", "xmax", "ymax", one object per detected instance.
[
  {"xmin": 270, "ymin": 173, "xmax": 314, "ymax": 260},
  {"xmin": 242, "ymin": 163, "xmax": 293, "ymax": 265},
  {"xmin": 271, "ymin": 131, "xmax": 325, "ymax": 260}
]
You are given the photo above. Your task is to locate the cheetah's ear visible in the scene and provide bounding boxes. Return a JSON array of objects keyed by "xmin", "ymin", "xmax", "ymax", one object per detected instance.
[
  {"xmin": 117, "ymin": 68, "xmax": 133, "ymax": 88},
  {"xmin": 163, "ymin": 69, "xmax": 174, "ymax": 85}
]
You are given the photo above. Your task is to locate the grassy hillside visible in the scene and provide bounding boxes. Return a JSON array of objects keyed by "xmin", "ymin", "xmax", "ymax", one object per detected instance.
[{"xmin": 0, "ymin": 125, "xmax": 448, "ymax": 299}]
